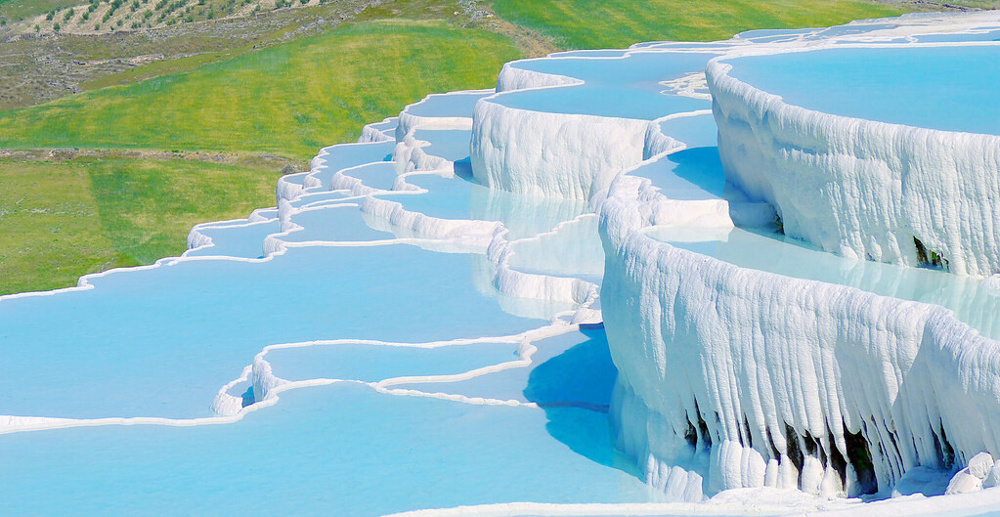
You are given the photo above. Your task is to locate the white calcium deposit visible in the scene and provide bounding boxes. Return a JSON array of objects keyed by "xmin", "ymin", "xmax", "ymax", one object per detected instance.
[
  {"xmin": 465, "ymin": 10, "xmax": 1000, "ymax": 509},
  {"xmin": 708, "ymin": 56, "xmax": 1000, "ymax": 277}
]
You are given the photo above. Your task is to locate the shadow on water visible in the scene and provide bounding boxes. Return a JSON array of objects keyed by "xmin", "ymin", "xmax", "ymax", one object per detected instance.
[
  {"xmin": 524, "ymin": 327, "xmax": 642, "ymax": 479},
  {"xmin": 668, "ymin": 146, "xmax": 726, "ymax": 198},
  {"xmin": 454, "ymin": 156, "xmax": 475, "ymax": 182}
]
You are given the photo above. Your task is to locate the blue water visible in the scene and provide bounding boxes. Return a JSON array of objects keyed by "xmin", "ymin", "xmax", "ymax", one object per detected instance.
[
  {"xmin": 632, "ymin": 41, "xmax": 741, "ymax": 50},
  {"xmin": 338, "ymin": 161, "xmax": 400, "ymax": 191},
  {"xmin": 403, "ymin": 90, "xmax": 493, "ymax": 118},
  {"xmin": 278, "ymin": 204, "xmax": 394, "ymax": 243},
  {"xmin": 265, "ymin": 341, "xmax": 520, "ymax": 383},
  {"xmin": 365, "ymin": 118, "xmax": 398, "ymax": 132},
  {"xmin": 186, "ymin": 219, "xmax": 280, "ymax": 259},
  {"xmin": 550, "ymin": 49, "xmax": 629, "ymax": 58},
  {"xmin": 736, "ymin": 27, "xmax": 817, "ymax": 40},
  {"xmin": 631, "ymin": 146, "xmax": 726, "ymax": 201},
  {"xmin": 725, "ymin": 46, "xmax": 1000, "ymax": 135},
  {"xmin": 507, "ymin": 215, "xmax": 605, "ymax": 282},
  {"xmin": 914, "ymin": 28, "xmax": 1000, "ymax": 43},
  {"xmin": 656, "ymin": 113, "xmax": 718, "ymax": 150},
  {"xmin": 384, "ymin": 174, "xmax": 479, "ymax": 219},
  {"xmin": 496, "ymin": 52, "xmax": 716, "ymax": 119},
  {"xmin": 391, "ymin": 330, "xmax": 605, "ymax": 403},
  {"xmin": 306, "ymin": 141, "xmax": 394, "ymax": 191},
  {"xmin": 0, "ymin": 245, "xmax": 543, "ymax": 419},
  {"xmin": 386, "ymin": 174, "xmax": 590, "ymax": 240},
  {"xmin": 287, "ymin": 190, "xmax": 353, "ymax": 209},
  {"xmin": 410, "ymin": 128, "xmax": 472, "ymax": 162},
  {"xmin": 0, "ymin": 382, "xmax": 651, "ymax": 516},
  {"xmin": 0, "ymin": 69, "xmax": 667, "ymax": 513},
  {"xmin": 509, "ymin": 52, "xmax": 715, "ymax": 85},
  {"xmin": 811, "ymin": 23, "xmax": 899, "ymax": 38}
]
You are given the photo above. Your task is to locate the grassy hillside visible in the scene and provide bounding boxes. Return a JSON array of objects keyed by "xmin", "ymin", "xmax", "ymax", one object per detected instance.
[
  {"xmin": 0, "ymin": 0, "xmax": 81, "ymax": 22},
  {"xmin": 492, "ymin": 0, "xmax": 906, "ymax": 49},
  {"xmin": 0, "ymin": 18, "xmax": 523, "ymax": 160},
  {"xmin": 0, "ymin": 155, "xmax": 279, "ymax": 295},
  {"xmin": 0, "ymin": 13, "xmax": 523, "ymax": 295}
]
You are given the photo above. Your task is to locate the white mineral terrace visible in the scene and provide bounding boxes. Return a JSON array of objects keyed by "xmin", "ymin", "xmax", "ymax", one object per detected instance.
[{"xmin": 3, "ymin": 10, "xmax": 1000, "ymax": 516}]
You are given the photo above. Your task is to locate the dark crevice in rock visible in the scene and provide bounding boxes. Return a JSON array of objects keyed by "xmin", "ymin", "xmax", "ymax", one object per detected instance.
[
  {"xmin": 785, "ymin": 423, "xmax": 805, "ymax": 474},
  {"xmin": 914, "ymin": 237, "xmax": 949, "ymax": 270},
  {"xmin": 846, "ymin": 424, "xmax": 878, "ymax": 495}
]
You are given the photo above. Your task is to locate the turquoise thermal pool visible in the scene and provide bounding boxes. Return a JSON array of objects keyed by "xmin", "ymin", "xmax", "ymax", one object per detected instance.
[{"xmin": 723, "ymin": 45, "xmax": 1000, "ymax": 135}]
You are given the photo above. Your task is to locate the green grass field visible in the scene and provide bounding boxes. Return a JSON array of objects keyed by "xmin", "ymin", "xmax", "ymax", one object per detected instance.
[
  {"xmin": 0, "ymin": 18, "xmax": 523, "ymax": 160},
  {"xmin": 492, "ymin": 0, "xmax": 906, "ymax": 49},
  {"xmin": 0, "ymin": 156, "xmax": 279, "ymax": 294},
  {"xmin": 0, "ymin": 14, "xmax": 524, "ymax": 294}
]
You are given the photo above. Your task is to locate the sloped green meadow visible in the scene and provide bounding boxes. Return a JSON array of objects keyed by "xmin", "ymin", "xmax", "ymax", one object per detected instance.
[{"xmin": 0, "ymin": 19, "xmax": 522, "ymax": 160}]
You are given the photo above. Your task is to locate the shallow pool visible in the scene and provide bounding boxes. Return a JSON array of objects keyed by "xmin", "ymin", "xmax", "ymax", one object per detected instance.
[
  {"xmin": 495, "ymin": 52, "xmax": 717, "ymax": 119},
  {"xmin": 724, "ymin": 46, "xmax": 1000, "ymax": 135}
]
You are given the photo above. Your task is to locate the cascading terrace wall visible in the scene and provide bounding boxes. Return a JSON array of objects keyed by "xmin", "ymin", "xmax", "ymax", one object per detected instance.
[
  {"xmin": 599, "ymin": 170, "xmax": 1000, "ymax": 500},
  {"xmin": 707, "ymin": 56, "xmax": 1000, "ymax": 277},
  {"xmin": 469, "ymin": 40, "xmax": 1000, "ymax": 502},
  {"xmin": 470, "ymin": 62, "xmax": 651, "ymax": 201}
]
